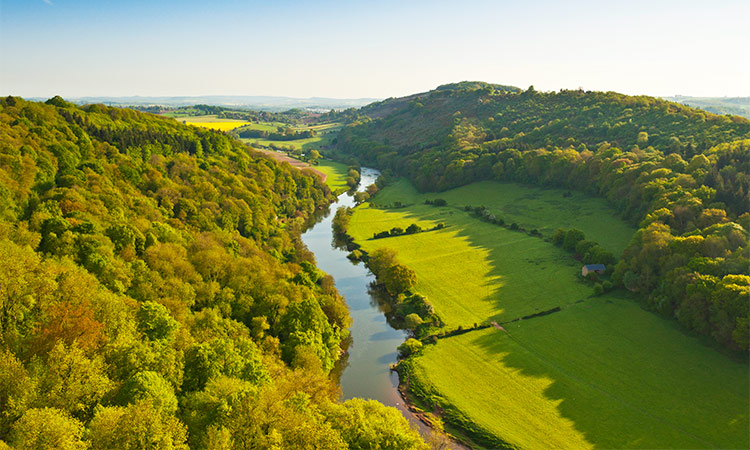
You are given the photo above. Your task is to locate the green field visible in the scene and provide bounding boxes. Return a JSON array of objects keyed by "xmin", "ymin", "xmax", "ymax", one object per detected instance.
[
  {"xmin": 407, "ymin": 295, "xmax": 749, "ymax": 449},
  {"xmin": 315, "ymin": 159, "xmax": 350, "ymax": 194},
  {"xmin": 369, "ymin": 179, "xmax": 635, "ymax": 255},
  {"xmin": 350, "ymin": 202, "xmax": 591, "ymax": 327},
  {"xmin": 240, "ymin": 121, "xmax": 342, "ymax": 152},
  {"xmin": 348, "ymin": 179, "xmax": 748, "ymax": 449},
  {"xmin": 242, "ymin": 135, "xmax": 325, "ymax": 151},
  {"xmin": 237, "ymin": 121, "xmax": 289, "ymax": 132}
]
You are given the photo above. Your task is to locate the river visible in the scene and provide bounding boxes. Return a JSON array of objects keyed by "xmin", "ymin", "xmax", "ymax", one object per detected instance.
[{"xmin": 301, "ymin": 167, "xmax": 428, "ymax": 430}]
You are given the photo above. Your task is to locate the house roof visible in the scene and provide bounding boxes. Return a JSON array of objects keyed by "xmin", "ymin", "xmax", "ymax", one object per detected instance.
[{"xmin": 583, "ymin": 264, "xmax": 606, "ymax": 270}]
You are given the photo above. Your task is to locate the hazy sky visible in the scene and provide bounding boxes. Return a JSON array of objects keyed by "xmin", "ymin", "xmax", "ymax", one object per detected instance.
[{"xmin": 1, "ymin": 0, "xmax": 748, "ymax": 99}]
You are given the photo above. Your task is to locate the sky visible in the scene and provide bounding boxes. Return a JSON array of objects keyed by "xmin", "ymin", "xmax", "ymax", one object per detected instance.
[{"xmin": 1, "ymin": 0, "xmax": 748, "ymax": 99}]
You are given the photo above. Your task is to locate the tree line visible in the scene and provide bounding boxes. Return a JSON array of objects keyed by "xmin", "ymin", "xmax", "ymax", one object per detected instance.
[{"xmin": 335, "ymin": 85, "xmax": 750, "ymax": 351}]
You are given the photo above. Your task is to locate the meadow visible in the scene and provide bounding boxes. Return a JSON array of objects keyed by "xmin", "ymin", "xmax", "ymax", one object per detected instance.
[
  {"xmin": 349, "ymin": 180, "xmax": 633, "ymax": 326},
  {"xmin": 348, "ymin": 179, "xmax": 748, "ymax": 449},
  {"xmin": 370, "ymin": 179, "xmax": 635, "ymax": 254},
  {"xmin": 240, "ymin": 121, "xmax": 342, "ymax": 151},
  {"xmin": 350, "ymin": 202, "xmax": 590, "ymax": 327},
  {"xmin": 406, "ymin": 294, "xmax": 749, "ymax": 449},
  {"xmin": 241, "ymin": 135, "xmax": 324, "ymax": 151},
  {"xmin": 315, "ymin": 159, "xmax": 350, "ymax": 194}
]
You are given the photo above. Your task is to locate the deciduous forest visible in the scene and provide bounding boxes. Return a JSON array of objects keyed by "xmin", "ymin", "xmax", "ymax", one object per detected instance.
[{"xmin": 0, "ymin": 96, "xmax": 426, "ymax": 449}]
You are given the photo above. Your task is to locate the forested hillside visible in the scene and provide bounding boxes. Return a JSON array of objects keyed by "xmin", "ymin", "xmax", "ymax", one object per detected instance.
[
  {"xmin": 0, "ymin": 97, "xmax": 426, "ymax": 449},
  {"xmin": 335, "ymin": 83, "xmax": 750, "ymax": 351}
]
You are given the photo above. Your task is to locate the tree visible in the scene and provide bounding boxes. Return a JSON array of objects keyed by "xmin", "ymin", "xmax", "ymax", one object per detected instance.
[
  {"xmin": 367, "ymin": 248, "xmax": 398, "ymax": 278},
  {"xmin": 136, "ymin": 301, "xmax": 179, "ymax": 342},
  {"xmin": 563, "ymin": 229, "xmax": 585, "ymax": 251},
  {"xmin": 0, "ymin": 350, "xmax": 35, "ymax": 436},
  {"xmin": 183, "ymin": 337, "xmax": 270, "ymax": 392},
  {"xmin": 383, "ymin": 264, "xmax": 417, "ymax": 296},
  {"xmin": 119, "ymin": 371, "xmax": 178, "ymax": 414},
  {"xmin": 10, "ymin": 408, "xmax": 87, "ymax": 450},
  {"xmin": 637, "ymin": 131, "xmax": 649, "ymax": 146},
  {"xmin": 308, "ymin": 150, "xmax": 322, "ymax": 165},
  {"xmin": 397, "ymin": 339, "xmax": 423, "ymax": 357},
  {"xmin": 404, "ymin": 313, "xmax": 423, "ymax": 329},
  {"xmin": 89, "ymin": 401, "xmax": 189, "ymax": 450},
  {"xmin": 405, "ymin": 223, "xmax": 421, "ymax": 234},
  {"xmin": 326, "ymin": 398, "xmax": 428, "ymax": 450},
  {"xmin": 39, "ymin": 342, "xmax": 112, "ymax": 421}
]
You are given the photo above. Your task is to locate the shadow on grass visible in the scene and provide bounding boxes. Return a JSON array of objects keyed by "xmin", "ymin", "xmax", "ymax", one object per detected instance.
[
  {"xmin": 358, "ymin": 184, "xmax": 748, "ymax": 449},
  {"xmin": 360, "ymin": 199, "xmax": 593, "ymax": 327},
  {"xmin": 456, "ymin": 293, "xmax": 750, "ymax": 449}
]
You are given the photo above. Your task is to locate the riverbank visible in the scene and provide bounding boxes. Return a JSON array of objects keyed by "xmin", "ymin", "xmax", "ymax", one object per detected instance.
[
  {"xmin": 301, "ymin": 166, "xmax": 471, "ymax": 449},
  {"xmin": 342, "ymin": 177, "xmax": 750, "ymax": 449}
]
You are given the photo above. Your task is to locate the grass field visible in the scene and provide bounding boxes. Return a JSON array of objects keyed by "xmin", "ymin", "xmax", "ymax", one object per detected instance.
[
  {"xmin": 315, "ymin": 159, "xmax": 350, "ymax": 194},
  {"xmin": 240, "ymin": 121, "xmax": 342, "ymax": 152},
  {"xmin": 350, "ymin": 202, "xmax": 591, "ymax": 327},
  {"xmin": 349, "ymin": 178, "xmax": 748, "ymax": 449},
  {"xmin": 349, "ymin": 179, "xmax": 630, "ymax": 326},
  {"xmin": 242, "ymin": 136, "xmax": 325, "ymax": 151},
  {"xmin": 407, "ymin": 294, "xmax": 749, "ymax": 449},
  {"xmin": 237, "ymin": 121, "xmax": 289, "ymax": 132},
  {"xmin": 369, "ymin": 179, "xmax": 635, "ymax": 255}
]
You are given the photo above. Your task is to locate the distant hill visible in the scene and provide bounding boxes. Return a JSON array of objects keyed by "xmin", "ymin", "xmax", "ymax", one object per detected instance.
[
  {"xmin": 333, "ymin": 82, "xmax": 750, "ymax": 352},
  {"xmin": 26, "ymin": 95, "xmax": 380, "ymax": 112},
  {"xmin": 337, "ymin": 84, "xmax": 750, "ymax": 193},
  {"xmin": 663, "ymin": 96, "xmax": 750, "ymax": 118}
]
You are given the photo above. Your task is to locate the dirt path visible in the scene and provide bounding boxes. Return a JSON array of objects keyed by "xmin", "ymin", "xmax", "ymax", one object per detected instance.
[
  {"xmin": 254, "ymin": 148, "xmax": 327, "ymax": 182},
  {"xmin": 491, "ymin": 321, "xmax": 506, "ymax": 332}
]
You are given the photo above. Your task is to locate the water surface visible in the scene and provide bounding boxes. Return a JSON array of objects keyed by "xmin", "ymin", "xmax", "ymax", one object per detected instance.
[{"xmin": 301, "ymin": 167, "xmax": 417, "ymax": 416}]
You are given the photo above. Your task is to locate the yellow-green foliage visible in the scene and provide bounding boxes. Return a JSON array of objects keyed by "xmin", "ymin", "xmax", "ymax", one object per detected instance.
[
  {"xmin": 0, "ymin": 98, "xmax": 428, "ymax": 448},
  {"xmin": 406, "ymin": 295, "xmax": 749, "ymax": 449}
]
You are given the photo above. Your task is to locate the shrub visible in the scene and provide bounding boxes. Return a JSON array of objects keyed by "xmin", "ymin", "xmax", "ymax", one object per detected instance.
[
  {"xmin": 405, "ymin": 223, "xmax": 421, "ymax": 234},
  {"xmin": 397, "ymin": 339, "xmax": 423, "ymax": 358},
  {"xmin": 404, "ymin": 313, "xmax": 424, "ymax": 329},
  {"xmin": 563, "ymin": 229, "xmax": 585, "ymax": 251}
]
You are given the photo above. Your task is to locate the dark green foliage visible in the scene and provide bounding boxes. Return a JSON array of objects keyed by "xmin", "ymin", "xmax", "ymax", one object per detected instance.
[
  {"xmin": 336, "ymin": 85, "xmax": 750, "ymax": 351},
  {"xmin": 405, "ymin": 223, "xmax": 422, "ymax": 234},
  {"xmin": 563, "ymin": 229, "xmax": 585, "ymax": 251}
]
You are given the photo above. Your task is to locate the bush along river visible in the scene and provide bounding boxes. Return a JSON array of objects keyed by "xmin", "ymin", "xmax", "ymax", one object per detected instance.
[{"xmin": 301, "ymin": 168, "xmax": 439, "ymax": 435}]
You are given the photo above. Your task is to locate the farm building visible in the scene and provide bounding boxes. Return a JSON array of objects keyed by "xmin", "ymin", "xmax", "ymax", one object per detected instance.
[{"xmin": 582, "ymin": 264, "xmax": 606, "ymax": 276}]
